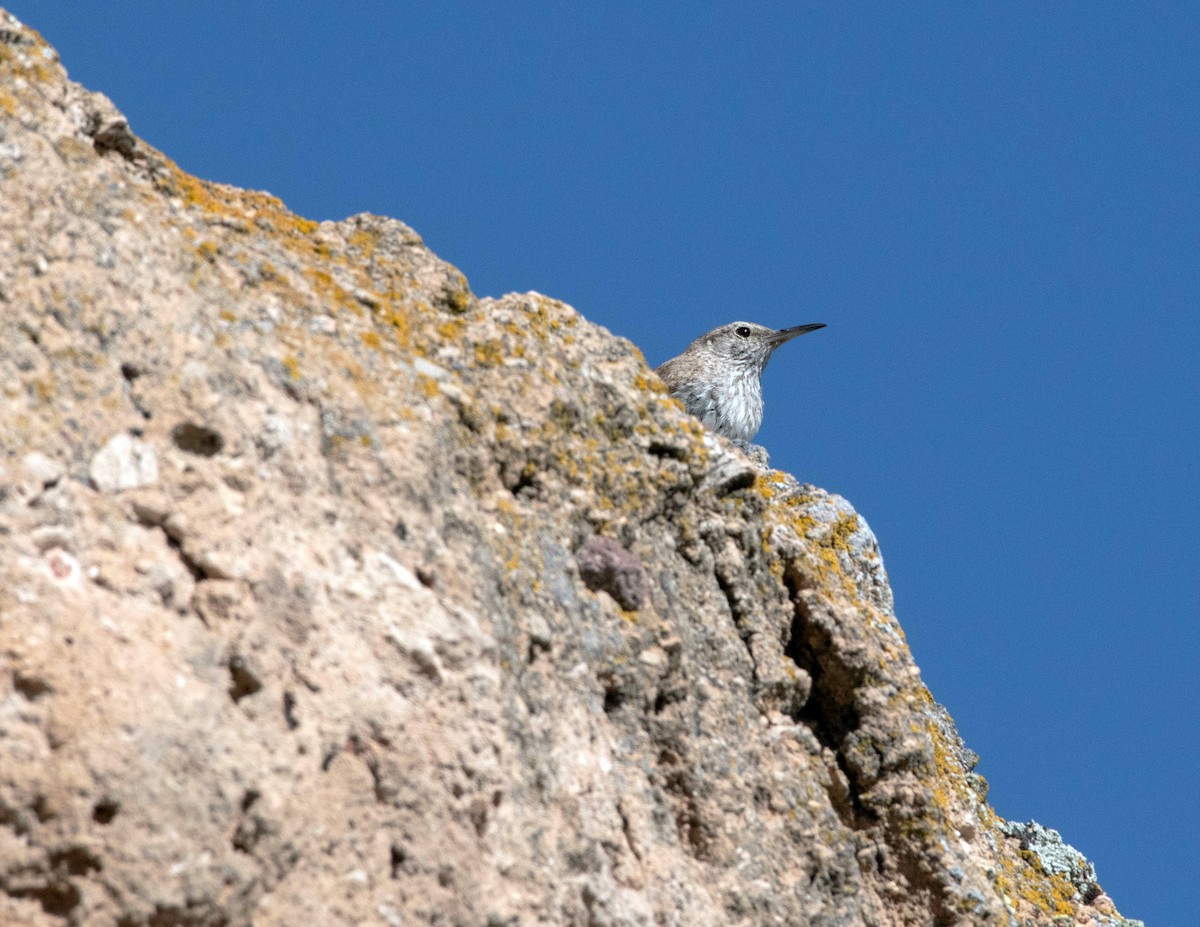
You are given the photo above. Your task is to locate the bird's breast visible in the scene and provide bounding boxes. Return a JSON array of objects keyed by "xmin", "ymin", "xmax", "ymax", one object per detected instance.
[{"xmin": 717, "ymin": 373, "xmax": 764, "ymax": 443}]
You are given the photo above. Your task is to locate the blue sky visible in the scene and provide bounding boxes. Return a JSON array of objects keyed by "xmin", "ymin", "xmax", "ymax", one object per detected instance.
[{"xmin": 14, "ymin": 3, "xmax": 1197, "ymax": 922}]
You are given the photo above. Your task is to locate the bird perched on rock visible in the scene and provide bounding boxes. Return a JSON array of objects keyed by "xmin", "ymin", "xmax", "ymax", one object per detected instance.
[{"xmin": 655, "ymin": 321, "xmax": 826, "ymax": 447}]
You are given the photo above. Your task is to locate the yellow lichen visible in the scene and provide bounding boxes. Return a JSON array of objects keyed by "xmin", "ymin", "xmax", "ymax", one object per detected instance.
[
  {"xmin": 634, "ymin": 371, "xmax": 668, "ymax": 395},
  {"xmin": 304, "ymin": 268, "xmax": 361, "ymax": 314},
  {"xmin": 994, "ymin": 851, "xmax": 1078, "ymax": 918},
  {"xmin": 347, "ymin": 228, "xmax": 377, "ymax": 257},
  {"xmin": 375, "ymin": 299, "xmax": 413, "ymax": 349},
  {"xmin": 473, "ymin": 341, "xmax": 504, "ymax": 367},
  {"xmin": 437, "ymin": 318, "xmax": 466, "ymax": 341}
]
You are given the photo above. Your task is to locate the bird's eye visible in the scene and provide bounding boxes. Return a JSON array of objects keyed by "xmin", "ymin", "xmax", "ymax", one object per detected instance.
[{"xmin": 735, "ymin": 326, "xmax": 751, "ymax": 338}]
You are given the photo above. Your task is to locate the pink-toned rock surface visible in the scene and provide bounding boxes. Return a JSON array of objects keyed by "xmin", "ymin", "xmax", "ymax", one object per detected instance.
[{"xmin": 0, "ymin": 11, "xmax": 1139, "ymax": 927}]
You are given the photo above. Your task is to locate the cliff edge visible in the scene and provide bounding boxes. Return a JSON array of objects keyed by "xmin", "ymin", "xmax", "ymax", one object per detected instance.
[{"xmin": 0, "ymin": 12, "xmax": 1139, "ymax": 927}]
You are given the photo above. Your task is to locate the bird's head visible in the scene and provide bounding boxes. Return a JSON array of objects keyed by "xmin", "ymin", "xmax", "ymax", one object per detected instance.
[{"xmin": 697, "ymin": 321, "xmax": 826, "ymax": 373}]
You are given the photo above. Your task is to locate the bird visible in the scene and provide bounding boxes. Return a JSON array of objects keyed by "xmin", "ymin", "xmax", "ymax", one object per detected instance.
[{"xmin": 655, "ymin": 321, "xmax": 826, "ymax": 446}]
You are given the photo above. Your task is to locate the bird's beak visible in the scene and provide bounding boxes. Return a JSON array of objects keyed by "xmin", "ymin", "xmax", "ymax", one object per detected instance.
[{"xmin": 770, "ymin": 323, "xmax": 826, "ymax": 346}]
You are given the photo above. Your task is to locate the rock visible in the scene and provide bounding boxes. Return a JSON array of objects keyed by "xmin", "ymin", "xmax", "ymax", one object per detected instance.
[
  {"xmin": 88, "ymin": 433, "xmax": 159, "ymax": 492},
  {"xmin": 20, "ymin": 452, "xmax": 62, "ymax": 488},
  {"xmin": 0, "ymin": 9, "xmax": 1138, "ymax": 927},
  {"xmin": 1000, "ymin": 819, "xmax": 1099, "ymax": 901},
  {"xmin": 576, "ymin": 536, "xmax": 646, "ymax": 611}
]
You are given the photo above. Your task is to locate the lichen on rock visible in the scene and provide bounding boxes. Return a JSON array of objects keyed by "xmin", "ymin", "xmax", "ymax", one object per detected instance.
[{"xmin": 0, "ymin": 9, "xmax": 1142, "ymax": 927}]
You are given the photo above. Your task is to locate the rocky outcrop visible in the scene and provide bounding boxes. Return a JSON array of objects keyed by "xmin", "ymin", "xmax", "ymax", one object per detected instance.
[{"xmin": 0, "ymin": 11, "xmax": 1139, "ymax": 927}]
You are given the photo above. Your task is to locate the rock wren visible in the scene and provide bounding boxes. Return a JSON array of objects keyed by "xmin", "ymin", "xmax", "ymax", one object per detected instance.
[{"xmin": 655, "ymin": 321, "xmax": 826, "ymax": 446}]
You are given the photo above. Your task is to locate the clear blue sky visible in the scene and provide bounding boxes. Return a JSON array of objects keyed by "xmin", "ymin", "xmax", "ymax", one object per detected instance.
[{"xmin": 14, "ymin": 3, "xmax": 1197, "ymax": 922}]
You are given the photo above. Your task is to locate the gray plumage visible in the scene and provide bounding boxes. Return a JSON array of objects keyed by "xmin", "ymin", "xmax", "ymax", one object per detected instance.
[{"xmin": 655, "ymin": 321, "xmax": 826, "ymax": 445}]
